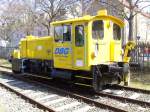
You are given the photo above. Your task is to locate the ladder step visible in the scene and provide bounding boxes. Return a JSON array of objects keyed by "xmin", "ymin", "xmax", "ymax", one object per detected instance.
[
  {"xmin": 74, "ymin": 83, "xmax": 93, "ymax": 87},
  {"xmin": 75, "ymin": 75, "xmax": 93, "ymax": 80}
]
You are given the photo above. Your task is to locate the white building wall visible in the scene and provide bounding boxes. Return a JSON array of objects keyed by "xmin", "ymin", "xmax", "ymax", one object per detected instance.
[
  {"xmin": 137, "ymin": 14, "xmax": 150, "ymax": 42},
  {"xmin": 0, "ymin": 40, "xmax": 8, "ymax": 47}
]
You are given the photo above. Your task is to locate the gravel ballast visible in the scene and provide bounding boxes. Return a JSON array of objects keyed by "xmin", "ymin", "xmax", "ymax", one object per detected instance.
[
  {"xmin": 0, "ymin": 86, "xmax": 45, "ymax": 112},
  {"xmin": 0, "ymin": 74, "xmax": 109, "ymax": 112}
]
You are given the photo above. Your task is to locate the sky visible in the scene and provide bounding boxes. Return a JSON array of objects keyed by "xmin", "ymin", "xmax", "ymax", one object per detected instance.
[{"xmin": 138, "ymin": 0, "xmax": 150, "ymax": 13}]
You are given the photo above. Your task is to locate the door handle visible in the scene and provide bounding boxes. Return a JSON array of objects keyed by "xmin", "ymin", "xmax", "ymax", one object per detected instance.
[{"xmin": 96, "ymin": 43, "xmax": 99, "ymax": 50}]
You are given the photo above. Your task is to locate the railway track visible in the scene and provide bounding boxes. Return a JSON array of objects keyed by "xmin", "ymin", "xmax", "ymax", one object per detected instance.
[
  {"xmin": 93, "ymin": 86, "xmax": 150, "ymax": 111},
  {"xmin": 0, "ymin": 65, "xmax": 11, "ymax": 69},
  {"xmin": 95, "ymin": 85, "xmax": 150, "ymax": 107},
  {"xmin": 0, "ymin": 67, "xmax": 126, "ymax": 112},
  {"xmin": 0, "ymin": 66, "xmax": 150, "ymax": 112}
]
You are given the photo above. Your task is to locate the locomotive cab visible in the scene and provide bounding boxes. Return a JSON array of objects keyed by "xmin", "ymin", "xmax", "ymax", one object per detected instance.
[
  {"xmin": 52, "ymin": 10, "xmax": 124, "ymax": 69},
  {"xmin": 51, "ymin": 9, "xmax": 131, "ymax": 91}
]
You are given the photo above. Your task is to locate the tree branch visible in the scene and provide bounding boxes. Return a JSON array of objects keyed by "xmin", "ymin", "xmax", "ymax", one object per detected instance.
[{"xmin": 132, "ymin": 4, "xmax": 150, "ymax": 17}]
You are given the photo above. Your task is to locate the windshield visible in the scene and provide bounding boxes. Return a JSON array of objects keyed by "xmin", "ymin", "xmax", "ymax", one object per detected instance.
[
  {"xmin": 113, "ymin": 23, "xmax": 121, "ymax": 40},
  {"xmin": 92, "ymin": 20, "xmax": 104, "ymax": 39}
]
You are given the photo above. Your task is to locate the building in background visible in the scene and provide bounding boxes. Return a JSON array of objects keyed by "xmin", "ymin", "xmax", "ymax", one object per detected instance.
[
  {"xmin": 0, "ymin": 39, "xmax": 8, "ymax": 47},
  {"xmin": 0, "ymin": 39, "xmax": 10, "ymax": 58},
  {"xmin": 136, "ymin": 14, "xmax": 150, "ymax": 42}
]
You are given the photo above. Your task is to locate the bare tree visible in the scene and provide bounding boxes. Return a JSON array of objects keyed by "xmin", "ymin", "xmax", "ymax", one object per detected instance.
[
  {"xmin": 36, "ymin": 0, "xmax": 74, "ymax": 35},
  {"xmin": 103, "ymin": 0, "xmax": 150, "ymax": 41},
  {"xmin": 0, "ymin": 0, "xmax": 39, "ymax": 41},
  {"xmin": 82, "ymin": 0, "xmax": 150, "ymax": 41},
  {"xmin": 21, "ymin": 1, "xmax": 38, "ymax": 35},
  {"xmin": 118, "ymin": 0, "xmax": 150, "ymax": 40},
  {"xmin": 66, "ymin": 1, "xmax": 82, "ymax": 18},
  {"xmin": 0, "ymin": 0, "xmax": 26, "ymax": 41},
  {"xmin": 0, "ymin": 0, "xmax": 81, "ymax": 40}
]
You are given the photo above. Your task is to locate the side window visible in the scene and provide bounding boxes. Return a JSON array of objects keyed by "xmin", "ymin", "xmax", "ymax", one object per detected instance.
[
  {"xmin": 92, "ymin": 20, "xmax": 104, "ymax": 39},
  {"xmin": 54, "ymin": 26, "xmax": 63, "ymax": 42},
  {"xmin": 63, "ymin": 25, "xmax": 71, "ymax": 41},
  {"xmin": 75, "ymin": 25, "xmax": 84, "ymax": 46},
  {"xmin": 113, "ymin": 23, "xmax": 121, "ymax": 40}
]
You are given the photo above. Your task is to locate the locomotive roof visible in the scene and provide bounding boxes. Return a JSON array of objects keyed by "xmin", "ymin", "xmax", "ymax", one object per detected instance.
[{"xmin": 51, "ymin": 10, "xmax": 124, "ymax": 28}]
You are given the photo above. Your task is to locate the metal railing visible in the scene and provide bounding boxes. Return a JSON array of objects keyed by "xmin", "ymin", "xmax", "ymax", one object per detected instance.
[
  {"xmin": 130, "ymin": 42, "xmax": 150, "ymax": 73},
  {"xmin": 0, "ymin": 46, "xmax": 17, "ymax": 59}
]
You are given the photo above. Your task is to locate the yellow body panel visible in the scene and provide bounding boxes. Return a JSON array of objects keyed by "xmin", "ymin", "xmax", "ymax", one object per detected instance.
[
  {"xmin": 54, "ymin": 42, "xmax": 72, "ymax": 69},
  {"xmin": 12, "ymin": 49, "xmax": 20, "ymax": 59},
  {"xmin": 20, "ymin": 36, "xmax": 53, "ymax": 60},
  {"xmin": 20, "ymin": 39, "xmax": 27, "ymax": 58},
  {"xmin": 53, "ymin": 22, "xmax": 88, "ymax": 70},
  {"xmin": 123, "ymin": 41, "xmax": 135, "ymax": 63},
  {"xmin": 52, "ymin": 9, "xmax": 125, "ymax": 71},
  {"xmin": 110, "ymin": 40, "xmax": 122, "ymax": 62}
]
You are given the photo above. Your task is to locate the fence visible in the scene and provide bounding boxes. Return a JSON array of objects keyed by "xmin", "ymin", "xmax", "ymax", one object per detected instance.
[
  {"xmin": 0, "ymin": 46, "xmax": 17, "ymax": 59},
  {"xmin": 130, "ymin": 42, "xmax": 150, "ymax": 73}
]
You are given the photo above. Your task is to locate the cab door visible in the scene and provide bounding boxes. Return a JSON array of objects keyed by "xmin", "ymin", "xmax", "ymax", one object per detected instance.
[
  {"xmin": 73, "ymin": 24, "xmax": 86, "ymax": 70},
  {"xmin": 112, "ymin": 23, "xmax": 122, "ymax": 62},
  {"xmin": 110, "ymin": 23, "xmax": 122, "ymax": 62},
  {"xmin": 53, "ymin": 25, "xmax": 72, "ymax": 69}
]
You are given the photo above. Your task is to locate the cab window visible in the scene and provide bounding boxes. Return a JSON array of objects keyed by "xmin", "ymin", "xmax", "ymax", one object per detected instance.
[
  {"xmin": 75, "ymin": 25, "xmax": 84, "ymax": 46},
  {"xmin": 113, "ymin": 23, "xmax": 121, "ymax": 40},
  {"xmin": 63, "ymin": 25, "xmax": 71, "ymax": 41},
  {"xmin": 92, "ymin": 20, "xmax": 104, "ymax": 39},
  {"xmin": 54, "ymin": 26, "xmax": 63, "ymax": 42}
]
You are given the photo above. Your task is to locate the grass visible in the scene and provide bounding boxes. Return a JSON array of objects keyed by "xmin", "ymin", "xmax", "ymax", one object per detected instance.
[
  {"xmin": 130, "ymin": 81, "xmax": 150, "ymax": 90},
  {"xmin": 0, "ymin": 58, "xmax": 12, "ymax": 68},
  {"xmin": 130, "ymin": 72, "xmax": 150, "ymax": 90}
]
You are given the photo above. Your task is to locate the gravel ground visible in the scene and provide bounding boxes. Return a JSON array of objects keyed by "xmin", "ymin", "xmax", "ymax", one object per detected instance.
[
  {"xmin": 0, "ymin": 86, "xmax": 45, "ymax": 112},
  {"xmin": 103, "ymin": 88, "xmax": 150, "ymax": 102},
  {"xmin": 93, "ymin": 95, "xmax": 150, "ymax": 112},
  {"xmin": 0, "ymin": 74, "xmax": 110, "ymax": 112}
]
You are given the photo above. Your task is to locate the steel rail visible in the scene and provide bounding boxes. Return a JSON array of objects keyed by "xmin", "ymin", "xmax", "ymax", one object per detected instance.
[
  {"xmin": 96, "ymin": 91, "xmax": 150, "ymax": 107},
  {"xmin": 112, "ymin": 85, "xmax": 150, "ymax": 94},
  {"xmin": 0, "ymin": 65, "xmax": 11, "ymax": 69}
]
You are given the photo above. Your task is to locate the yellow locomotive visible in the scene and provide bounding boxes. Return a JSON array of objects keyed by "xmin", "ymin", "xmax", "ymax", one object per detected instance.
[{"xmin": 11, "ymin": 10, "xmax": 135, "ymax": 91}]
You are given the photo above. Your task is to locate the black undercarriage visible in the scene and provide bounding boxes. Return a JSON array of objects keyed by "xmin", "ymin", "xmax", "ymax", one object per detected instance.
[{"xmin": 11, "ymin": 58, "xmax": 129, "ymax": 91}]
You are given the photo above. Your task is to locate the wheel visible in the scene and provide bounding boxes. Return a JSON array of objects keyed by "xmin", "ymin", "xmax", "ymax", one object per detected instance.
[
  {"xmin": 92, "ymin": 66, "xmax": 103, "ymax": 92},
  {"xmin": 114, "ymin": 72, "xmax": 121, "ymax": 84},
  {"xmin": 117, "ymin": 77, "xmax": 121, "ymax": 84},
  {"xmin": 124, "ymin": 69, "xmax": 130, "ymax": 86},
  {"xmin": 12, "ymin": 70, "xmax": 21, "ymax": 74}
]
